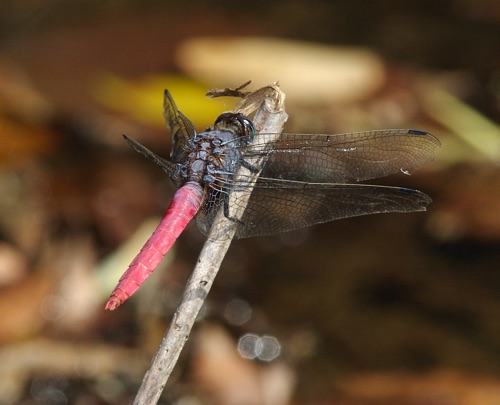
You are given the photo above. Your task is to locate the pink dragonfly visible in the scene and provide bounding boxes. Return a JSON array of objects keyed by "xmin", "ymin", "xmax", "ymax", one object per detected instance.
[{"xmin": 105, "ymin": 90, "xmax": 439, "ymax": 310}]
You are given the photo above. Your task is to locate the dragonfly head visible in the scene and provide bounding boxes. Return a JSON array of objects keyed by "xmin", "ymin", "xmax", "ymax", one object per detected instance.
[{"xmin": 214, "ymin": 113, "xmax": 255, "ymax": 142}]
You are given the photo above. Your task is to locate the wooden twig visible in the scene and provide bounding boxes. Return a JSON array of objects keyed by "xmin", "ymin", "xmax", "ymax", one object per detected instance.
[
  {"xmin": 205, "ymin": 79, "xmax": 252, "ymax": 99},
  {"xmin": 132, "ymin": 83, "xmax": 288, "ymax": 404}
]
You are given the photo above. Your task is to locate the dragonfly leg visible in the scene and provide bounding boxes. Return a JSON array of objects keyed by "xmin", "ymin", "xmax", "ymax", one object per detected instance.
[
  {"xmin": 222, "ymin": 193, "xmax": 248, "ymax": 226},
  {"xmin": 240, "ymin": 159, "xmax": 260, "ymax": 174},
  {"xmin": 223, "ymin": 198, "xmax": 246, "ymax": 225},
  {"xmin": 219, "ymin": 157, "xmax": 263, "ymax": 229}
]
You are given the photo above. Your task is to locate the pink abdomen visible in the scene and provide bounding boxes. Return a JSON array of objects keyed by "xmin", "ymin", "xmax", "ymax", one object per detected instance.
[{"xmin": 105, "ymin": 181, "xmax": 204, "ymax": 310}]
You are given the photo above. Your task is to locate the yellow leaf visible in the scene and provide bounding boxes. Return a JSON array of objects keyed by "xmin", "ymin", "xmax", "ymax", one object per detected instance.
[{"xmin": 91, "ymin": 74, "xmax": 238, "ymax": 129}]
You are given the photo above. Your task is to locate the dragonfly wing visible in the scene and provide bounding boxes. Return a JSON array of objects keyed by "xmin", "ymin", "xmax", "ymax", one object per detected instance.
[
  {"xmin": 163, "ymin": 90, "xmax": 197, "ymax": 163},
  {"xmin": 226, "ymin": 179, "xmax": 432, "ymax": 239},
  {"xmin": 123, "ymin": 135, "xmax": 181, "ymax": 183},
  {"xmin": 244, "ymin": 130, "xmax": 440, "ymax": 183}
]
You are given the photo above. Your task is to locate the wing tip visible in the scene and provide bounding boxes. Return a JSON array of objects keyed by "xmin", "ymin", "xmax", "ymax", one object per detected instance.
[{"xmin": 397, "ymin": 187, "xmax": 433, "ymax": 209}]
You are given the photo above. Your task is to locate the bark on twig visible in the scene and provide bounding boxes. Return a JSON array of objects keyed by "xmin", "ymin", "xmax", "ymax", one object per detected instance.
[{"xmin": 132, "ymin": 83, "xmax": 288, "ymax": 404}]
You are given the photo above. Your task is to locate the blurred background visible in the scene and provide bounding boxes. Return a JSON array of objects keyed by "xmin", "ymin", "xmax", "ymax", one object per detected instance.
[{"xmin": 0, "ymin": 0, "xmax": 499, "ymax": 404}]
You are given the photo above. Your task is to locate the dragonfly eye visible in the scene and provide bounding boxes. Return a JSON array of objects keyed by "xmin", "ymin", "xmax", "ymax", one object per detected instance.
[
  {"xmin": 238, "ymin": 115, "xmax": 255, "ymax": 141},
  {"xmin": 214, "ymin": 113, "xmax": 255, "ymax": 140}
]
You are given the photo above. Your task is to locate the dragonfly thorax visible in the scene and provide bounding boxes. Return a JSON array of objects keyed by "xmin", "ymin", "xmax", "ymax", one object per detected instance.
[{"xmin": 180, "ymin": 129, "xmax": 244, "ymax": 189}]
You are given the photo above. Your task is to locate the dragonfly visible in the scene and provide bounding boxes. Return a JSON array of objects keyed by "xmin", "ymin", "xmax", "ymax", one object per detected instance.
[{"xmin": 105, "ymin": 89, "xmax": 440, "ymax": 310}]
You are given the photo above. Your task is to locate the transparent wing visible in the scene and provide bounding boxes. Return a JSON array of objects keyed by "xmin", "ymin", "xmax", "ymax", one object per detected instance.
[
  {"xmin": 241, "ymin": 129, "xmax": 440, "ymax": 183},
  {"xmin": 196, "ymin": 128, "xmax": 439, "ymax": 238},
  {"xmin": 197, "ymin": 179, "xmax": 432, "ymax": 239},
  {"xmin": 163, "ymin": 90, "xmax": 197, "ymax": 163}
]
